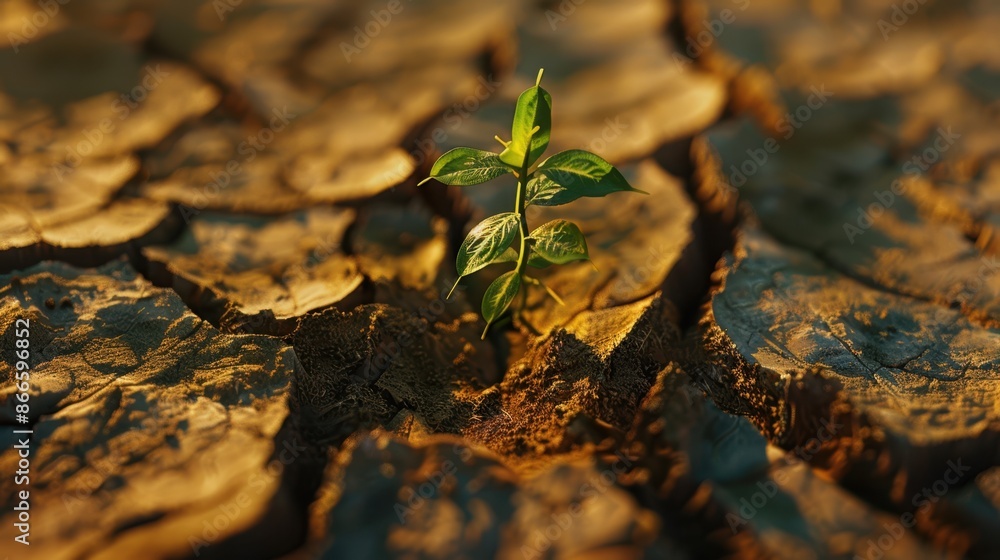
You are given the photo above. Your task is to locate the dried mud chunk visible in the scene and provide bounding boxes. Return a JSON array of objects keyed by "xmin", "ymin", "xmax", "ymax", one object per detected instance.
[
  {"xmin": 0, "ymin": 27, "xmax": 140, "ymax": 108},
  {"xmin": 142, "ymin": 148, "xmax": 306, "ymax": 215},
  {"xmin": 0, "ymin": 194, "xmax": 181, "ymax": 274},
  {"xmin": 299, "ymin": 1, "xmax": 515, "ymax": 89},
  {"xmin": 147, "ymin": 0, "xmax": 517, "ymax": 205},
  {"xmin": 704, "ymin": 224, "xmax": 1000, "ymax": 498},
  {"xmin": 694, "ymin": 0, "xmax": 967, "ymax": 97},
  {"xmin": 543, "ymin": 62, "xmax": 726, "ymax": 164},
  {"xmin": 280, "ymin": 69, "xmax": 490, "ymax": 204},
  {"xmin": 2, "ymin": 37, "xmax": 218, "ymax": 164},
  {"xmin": 627, "ymin": 367, "xmax": 942, "ymax": 559},
  {"xmin": 0, "ymin": 204, "xmax": 41, "ymax": 261},
  {"xmin": 706, "ymin": 110, "xmax": 1000, "ymax": 325},
  {"xmin": 45, "ymin": 61, "xmax": 219, "ymax": 157},
  {"xmin": 0, "ymin": 36, "xmax": 217, "ymax": 271},
  {"xmin": 1, "ymin": 154, "xmax": 139, "ymax": 229},
  {"xmin": 39, "ymin": 199, "xmax": 174, "ymax": 250},
  {"xmin": 0, "ymin": 261, "xmax": 302, "ymax": 559},
  {"xmin": 350, "ymin": 203, "xmax": 449, "ymax": 291},
  {"xmin": 305, "ymin": 431, "xmax": 660, "ymax": 560},
  {"xmin": 144, "ymin": 208, "xmax": 363, "ymax": 334}
]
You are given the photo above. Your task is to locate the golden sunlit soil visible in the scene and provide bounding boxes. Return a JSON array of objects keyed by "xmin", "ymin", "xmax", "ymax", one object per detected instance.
[{"xmin": 1, "ymin": 0, "xmax": 1000, "ymax": 559}]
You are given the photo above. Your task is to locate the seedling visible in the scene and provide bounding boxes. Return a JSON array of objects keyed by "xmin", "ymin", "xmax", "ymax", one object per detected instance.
[{"xmin": 419, "ymin": 69, "xmax": 646, "ymax": 338}]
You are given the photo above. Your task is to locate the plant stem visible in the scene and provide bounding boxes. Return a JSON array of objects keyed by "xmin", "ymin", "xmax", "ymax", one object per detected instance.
[
  {"xmin": 514, "ymin": 136, "xmax": 534, "ymax": 283},
  {"xmin": 502, "ymin": 125, "xmax": 539, "ymax": 332}
]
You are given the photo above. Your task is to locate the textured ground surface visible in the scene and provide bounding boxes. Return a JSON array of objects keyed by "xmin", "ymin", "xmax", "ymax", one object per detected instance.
[{"xmin": 1, "ymin": 0, "xmax": 1000, "ymax": 559}]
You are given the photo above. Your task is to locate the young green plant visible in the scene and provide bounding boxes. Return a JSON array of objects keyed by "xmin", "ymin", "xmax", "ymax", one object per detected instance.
[{"xmin": 419, "ymin": 69, "xmax": 646, "ymax": 338}]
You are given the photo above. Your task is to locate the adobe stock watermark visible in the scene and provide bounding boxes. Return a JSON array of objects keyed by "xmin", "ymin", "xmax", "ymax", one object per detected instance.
[
  {"xmin": 843, "ymin": 126, "xmax": 960, "ymax": 244},
  {"xmin": 580, "ymin": 116, "xmax": 629, "ymax": 155},
  {"xmin": 362, "ymin": 280, "xmax": 466, "ymax": 381},
  {"xmin": 877, "ymin": 0, "xmax": 930, "ymax": 41},
  {"xmin": 178, "ymin": 106, "xmax": 296, "ymax": 223},
  {"xmin": 188, "ymin": 437, "xmax": 308, "ymax": 556},
  {"xmin": 544, "ymin": 0, "xmax": 590, "ymax": 29},
  {"xmin": 855, "ymin": 459, "xmax": 971, "ymax": 560},
  {"xmin": 727, "ymin": 85, "xmax": 835, "ymax": 189},
  {"xmin": 726, "ymin": 417, "xmax": 843, "ymax": 532},
  {"xmin": 212, "ymin": 0, "xmax": 244, "ymax": 21},
  {"xmin": 280, "ymin": 233, "xmax": 342, "ymax": 286},
  {"xmin": 394, "ymin": 442, "xmax": 474, "ymax": 524},
  {"xmin": 523, "ymin": 115, "xmax": 629, "ymax": 223},
  {"xmin": 340, "ymin": 0, "xmax": 414, "ymax": 62},
  {"xmin": 381, "ymin": 74, "xmax": 500, "ymax": 186},
  {"xmin": 51, "ymin": 64, "xmax": 170, "ymax": 182},
  {"xmin": 614, "ymin": 242, "xmax": 672, "ymax": 294},
  {"xmin": 959, "ymin": 256, "xmax": 1000, "ymax": 305},
  {"xmin": 5, "ymin": 0, "xmax": 72, "ymax": 53},
  {"xmin": 520, "ymin": 451, "xmax": 633, "ymax": 559},
  {"xmin": 978, "ymin": 468, "xmax": 1000, "ymax": 499},
  {"xmin": 409, "ymin": 75, "xmax": 501, "ymax": 168},
  {"xmin": 672, "ymin": 0, "xmax": 751, "ymax": 69}
]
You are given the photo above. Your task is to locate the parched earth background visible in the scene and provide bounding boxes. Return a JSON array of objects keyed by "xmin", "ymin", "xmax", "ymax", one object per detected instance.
[{"xmin": 1, "ymin": 0, "xmax": 1000, "ymax": 558}]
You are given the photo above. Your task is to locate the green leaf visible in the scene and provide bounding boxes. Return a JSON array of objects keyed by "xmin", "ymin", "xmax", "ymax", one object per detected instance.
[
  {"xmin": 524, "ymin": 174, "xmax": 561, "ymax": 206},
  {"xmin": 499, "ymin": 72, "xmax": 551, "ymax": 168},
  {"xmin": 422, "ymin": 147, "xmax": 512, "ymax": 186},
  {"xmin": 481, "ymin": 270, "xmax": 521, "ymax": 337},
  {"xmin": 526, "ymin": 150, "xmax": 647, "ymax": 206},
  {"xmin": 529, "ymin": 220, "xmax": 589, "ymax": 265},
  {"xmin": 526, "ymin": 251, "xmax": 553, "ymax": 268},
  {"xmin": 494, "ymin": 247, "xmax": 519, "ymax": 264},
  {"xmin": 457, "ymin": 213, "xmax": 520, "ymax": 278}
]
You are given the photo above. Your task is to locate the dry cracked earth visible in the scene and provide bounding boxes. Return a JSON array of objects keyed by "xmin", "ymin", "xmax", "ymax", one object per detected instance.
[{"xmin": 1, "ymin": 0, "xmax": 1000, "ymax": 559}]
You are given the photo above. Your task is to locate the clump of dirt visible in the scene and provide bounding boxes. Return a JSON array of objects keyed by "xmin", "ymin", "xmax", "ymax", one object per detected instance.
[
  {"xmin": 291, "ymin": 293, "xmax": 499, "ymax": 445},
  {"xmin": 465, "ymin": 295, "xmax": 677, "ymax": 461},
  {"xmin": 291, "ymin": 274, "xmax": 682, "ymax": 475}
]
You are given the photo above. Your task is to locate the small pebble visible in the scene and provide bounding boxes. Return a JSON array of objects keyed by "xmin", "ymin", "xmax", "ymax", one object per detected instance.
[{"xmin": 45, "ymin": 297, "xmax": 56, "ymax": 309}]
